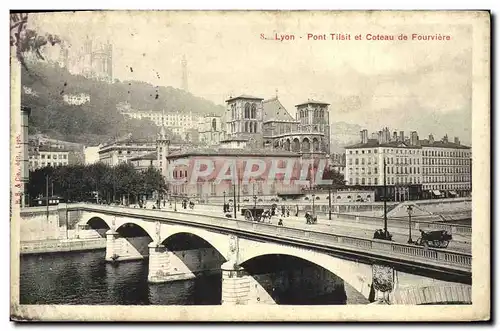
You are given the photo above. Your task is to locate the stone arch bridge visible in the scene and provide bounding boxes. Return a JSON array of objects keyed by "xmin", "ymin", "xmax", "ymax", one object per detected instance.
[{"xmin": 44, "ymin": 204, "xmax": 472, "ymax": 305}]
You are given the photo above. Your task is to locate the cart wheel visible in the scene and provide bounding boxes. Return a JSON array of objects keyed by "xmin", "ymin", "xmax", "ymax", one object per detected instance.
[{"xmin": 244, "ymin": 210, "xmax": 253, "ymax": 221}]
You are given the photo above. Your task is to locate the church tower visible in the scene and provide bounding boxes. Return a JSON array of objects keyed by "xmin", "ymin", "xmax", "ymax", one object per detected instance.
[
  {"xmin": 295, "ymin": 100, "xmax": 331, "ymax": 155},
  {"xmin": 225, "ymin": 95, "xmax": 264, "ymax": 147},
  {"xmin": 156, "ymin": 109, "xmax": 170, "ymax": 181}
]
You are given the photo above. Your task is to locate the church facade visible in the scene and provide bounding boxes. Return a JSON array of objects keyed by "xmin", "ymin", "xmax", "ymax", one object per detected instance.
[{"xmin": 222, "ymin": 95, "xmax": 331, "ymax": 157}]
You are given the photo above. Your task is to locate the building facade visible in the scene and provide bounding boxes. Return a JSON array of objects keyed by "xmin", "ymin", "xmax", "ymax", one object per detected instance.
[
  {"xmin": 165, "ymin": 148, "xmax": 305, "ymax": 201},
  {"xmin": 345, "ymin": 128, "xmax": 471, "ymax": 201},
  {"xmin": 261, "ymin": 98, "xmax": 330, "ymax": 157},
  {"xmin": 98, "ymin": 138, "xmax": 156, "ymax": 166},
  {"xmin": 29, "ymin": 145, "xmax": 70, "ymax": 170},
  {"xmin": 129, "ymin": 152, "xmax": 158, "ymax": 172},
  {"xmin": 198, "ymin": 114, "xmax": 223, "ymax": 145},
  {"xmin": 122, "ymin": 109, "xmax": 202, "ymax": 138},
  {"xmin": 420, "ymin": 134, "xmax": 471, "ymax": 198},
  {"xmin": 225, "ymin": 95, "xmax": 264, "ymax": 146},
  {"xmin": 224, "ymin": 95, "xmax": 331, "ymax": 157}
]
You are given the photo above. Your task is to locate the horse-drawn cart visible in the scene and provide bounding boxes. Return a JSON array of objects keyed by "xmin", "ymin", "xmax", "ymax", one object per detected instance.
[
  {"xmin": 241, "ymin": 207, "xmax": 265, "ymax": 222},
  {"xmin": 415, "ymin": 229, "xmax": 452, "ymax": 248},
  {"xmin": 305, "ymin": 211, "xmax": 318, "ymax": 225}
]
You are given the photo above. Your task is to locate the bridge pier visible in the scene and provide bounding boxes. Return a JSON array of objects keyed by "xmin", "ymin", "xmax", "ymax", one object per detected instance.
[
  {"xmin": 148, "ymin": 242, "xmax": 224, "ymax": 284},
  {"xmin": 148, "ymin": 243, "xmax": 171, "ymax": 283},
  {"xmin": 105, "ymin": 229, "xmax": 120, "ymax": 262},
  {"xmin": 105, "ymin": 229, "xmax": 149, "ymax": 262},
  {"xmin": 221, "ymin": 261, "xmax": 275, "ymax": 305}
]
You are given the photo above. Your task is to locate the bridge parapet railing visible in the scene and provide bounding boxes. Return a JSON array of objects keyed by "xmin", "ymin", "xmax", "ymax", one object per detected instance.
[
  {"xmin": 77, "ymin": 205, "xmax": 471, "ymax": 272},
  {"xmin": 332, "ymin": 212, "xmax": 471, "ymax": 237}
]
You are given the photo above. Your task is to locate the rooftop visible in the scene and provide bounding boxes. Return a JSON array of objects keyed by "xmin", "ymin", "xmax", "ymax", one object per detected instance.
[
  {"xmin": 419, "ymin": 140, "xmax": 471, "ymax": 150},
  {"xmin": 129, "ymin": 152, "xmax": 157, "ymax": 161},
  {"xmin": 35, "ymin": 145, "xmax": 71, "ymax": 153},
  {"xmin": 167, "ymin": 147, "xmax": 300, "ymax": 159},
  {"xmin": 220, "ymin": 137, "xmax": 250, "ymax": 142},
  {"xmin": 225, "ymin": 94, "xmax": 264, "ymax": 102},
  {"xmin": 295, "ymin": 99, "xmax": 330, "ymax": 107},
  {"xmin": 345, "ymin": 138, "xmax": 471, "ymax": 150},
  {"xmin": 345, "ymin": 139, "xmax": 422, "ymax": 149},
  {"xmin": 263, "ymin": 97, "xmax": 297, "ymax": 122}
]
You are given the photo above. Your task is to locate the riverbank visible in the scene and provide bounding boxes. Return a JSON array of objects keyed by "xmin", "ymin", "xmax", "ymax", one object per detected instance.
[{"xmin": 20, "ymin": 237, "xmax": 106, "ymax": 255}]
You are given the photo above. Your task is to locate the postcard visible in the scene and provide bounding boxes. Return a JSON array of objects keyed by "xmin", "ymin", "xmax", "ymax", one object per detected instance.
[{"xmin": 10, "ymin": 10, "xmax": 490, "ymax": 322}]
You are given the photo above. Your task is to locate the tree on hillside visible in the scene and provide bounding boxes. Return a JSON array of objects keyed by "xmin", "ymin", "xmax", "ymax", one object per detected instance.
[{"xmin": 10, "ymin": 13, "xmax": 61, "ymax": 71}]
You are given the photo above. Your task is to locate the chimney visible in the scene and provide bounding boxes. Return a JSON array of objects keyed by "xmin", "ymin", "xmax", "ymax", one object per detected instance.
[
  {"xmin": 429, "ymin": 134, "xmax": 434, "ymax": 144},
  {"xmin": 442, "ymin": 134, "xmax": 448, "ymax": 143},
  {"xmin": 399, "ymin": 131, "xmax": 404, "ymax": 143},
  {"xmin": 360, "ymin": 130, "xmax": 364, "ymax": 143},
  {"xmin": 454, "ymin": 137, "xmax": 460, "ymax": 145},
  {"xmin": 410, "ymin": 131, "xmax": 418, "ymax": 146},
  {"xmin": 378, "ymin": 130, "xmax": 383, "ymax": 144},
  {"xmin": 362, "ymin": 129, "xmax": 368, "ymax": 144},
  {"xmin": 393, "ymin": 131, "xmax": 398, "ymax": 142}
]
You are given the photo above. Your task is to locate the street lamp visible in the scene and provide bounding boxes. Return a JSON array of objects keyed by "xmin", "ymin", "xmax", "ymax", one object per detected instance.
[
  {"xmin": 328, "ymin": 187, "xmax": 332, "ymax": 220},
  {"xmin": 407, "ymin": 205, "xmax": 414, "ymax": 244},
  {"xmin": 174, "ymin": 194, "xmax": 177, "ymax": 212},
  {"xmin": 223, "ymin": 191, "xmax": 226, "ymax": 212},
  {"xmin": 312, "ymin": 193, "xmax": 316, "ymax": 214}
]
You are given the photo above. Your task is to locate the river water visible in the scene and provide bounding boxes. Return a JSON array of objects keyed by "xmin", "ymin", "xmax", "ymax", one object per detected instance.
[{"xmin": 20, "ymin": 250, "xmax": 222, "ymax": 305}]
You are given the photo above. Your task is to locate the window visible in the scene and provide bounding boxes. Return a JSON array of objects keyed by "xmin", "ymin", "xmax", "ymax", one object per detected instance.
[
  {"xmin": 251, "ymin": 104, "xmax": 256, "ymax": 119},
  {"xmin": 244, "ymin": 103, "xmax": 250, "ymax": 119}
]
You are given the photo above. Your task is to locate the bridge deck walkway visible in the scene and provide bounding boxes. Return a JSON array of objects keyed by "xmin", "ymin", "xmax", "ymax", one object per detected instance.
[{"xmin": 154, "ymin": 205, "xmax": 471, "ymax": 254}]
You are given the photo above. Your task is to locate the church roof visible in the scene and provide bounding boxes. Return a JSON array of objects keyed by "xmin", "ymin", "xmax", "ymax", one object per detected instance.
[
  {"xmin": 263, "ymin": 97, "xmax": 297, "ymax": 122},
  {"xmin": 167, "ymin": 147, "xmax": 299, "ymax": 159},
  {"xmin": 225, "ymin": 94, "xmax": 264, "ymax": 102}
]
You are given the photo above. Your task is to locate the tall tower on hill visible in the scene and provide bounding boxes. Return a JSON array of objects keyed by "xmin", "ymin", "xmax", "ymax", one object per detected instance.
[{"xmin": 181, "ymin": 55, "xmax": 188, "ymax": 92}]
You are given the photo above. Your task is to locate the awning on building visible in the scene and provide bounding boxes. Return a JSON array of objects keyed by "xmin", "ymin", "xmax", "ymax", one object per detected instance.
[
  {"xmin": 449, "ymin": 190, "xmax": 458, "ymax": 196},
  {"xmin": 432, "ymin": 190, "xmax": 441, "ymax": 196}
]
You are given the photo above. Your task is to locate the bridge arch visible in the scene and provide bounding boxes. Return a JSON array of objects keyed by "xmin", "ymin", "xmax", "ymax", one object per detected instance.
[
  {"xmin": 81, "ymin": 212, "xmax": 157, "ymax": 240},
  {"xmin": 159, "ymin": 224, "xmax": 230, "ymax": 260},
  {"xmin": 237, "ymin": 239, "xmax": 373, "ymax": 301}
]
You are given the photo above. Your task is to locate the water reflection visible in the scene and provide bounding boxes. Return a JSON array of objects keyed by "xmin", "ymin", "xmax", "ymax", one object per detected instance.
[{"xmin": 20, "ymin": 250, "xmax": 221, "ymax": 305}]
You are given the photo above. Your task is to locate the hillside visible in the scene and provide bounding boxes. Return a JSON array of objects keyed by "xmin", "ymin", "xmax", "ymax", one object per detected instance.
[
  {"xmin": 329, "ymin": 121, "xmax": 362, "ymax": 153},
  {"xmin": 21, "ymin": 61, "xmax": 225, "ymax": 145}
]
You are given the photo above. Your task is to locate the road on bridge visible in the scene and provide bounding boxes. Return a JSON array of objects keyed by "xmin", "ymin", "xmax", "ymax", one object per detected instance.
[{"xmin": 154, "ymin": 204, "xmax": 471, "ymax": 254}]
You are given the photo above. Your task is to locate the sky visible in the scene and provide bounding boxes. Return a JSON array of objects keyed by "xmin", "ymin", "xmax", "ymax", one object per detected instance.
[{"xmin": 29, "ymin": 11, "xmax": 473, "ymax": 145}]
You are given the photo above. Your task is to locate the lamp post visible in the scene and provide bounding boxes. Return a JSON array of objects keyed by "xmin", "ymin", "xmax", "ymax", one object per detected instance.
[
  {"xmin": 233, "ymin": 182, "xmax": 237, "ymax": 219},
  {"xmin": 174, "ymin": 194, "xmax": 177, "ymax": 212},
  {"xmin": 407, "ymin": 205, "xmax": 414, "ymax": 244},
  {"xmin": 328, "ymin": 187, "xmax": 332, "ymax": 220},
  {"xmin": 312, "ymin": 193, "xmax": 316, "ymax": 214},
  {"xmin": 223, "ymin": 191, "xmax": 226, "ymax": 212}
]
